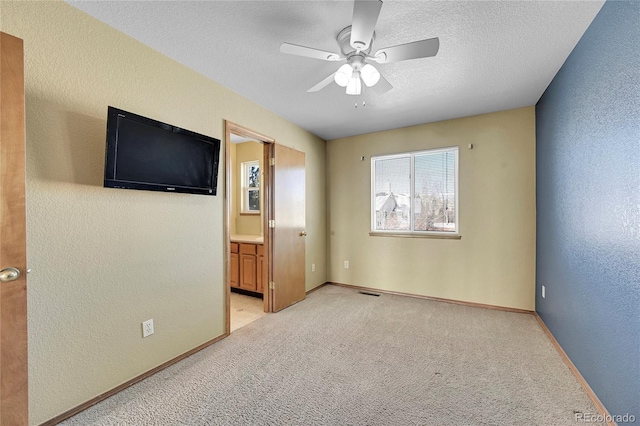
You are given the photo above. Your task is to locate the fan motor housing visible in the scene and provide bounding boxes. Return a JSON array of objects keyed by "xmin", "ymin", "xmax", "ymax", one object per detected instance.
[{"xmin": 337, "ymin": 26, "xmax": 375, "ymax": 58}]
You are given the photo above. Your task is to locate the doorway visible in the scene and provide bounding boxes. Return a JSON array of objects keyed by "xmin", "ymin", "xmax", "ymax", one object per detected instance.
[
  {"xmin": 224, "ymin": 121, "xmax": 307, "ymax": 334},
  {"xmin": 225, "ymin": 122, "xmax": 272, "ymax": 334}
]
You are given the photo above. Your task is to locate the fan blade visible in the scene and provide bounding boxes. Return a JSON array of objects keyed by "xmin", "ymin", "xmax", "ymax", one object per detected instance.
[
  {"xmin": 350, "ymin": 0, "xmax": 383, "ymax": 51},
  {"xmin": 371, "ymin": 74, "xmax": 392, "ymax": 94},
  {"xmin": 373, "ymin": 37, "xmax": 440, "ymax": 64},
  {"xmin": 280, "ymin": 43, "xmax": 342, "ymax": 61},
  {"xmin": 307, "ymin": 73, "xmax": 337, "ymax": 92}
]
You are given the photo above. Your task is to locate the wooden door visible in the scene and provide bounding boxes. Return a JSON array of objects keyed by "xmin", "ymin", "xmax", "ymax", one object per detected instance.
[
  {"xmin": 271, "ymin": 145, "xmax": 306, "ymax": 312},
  {"xmin": 0, "ymin": 32, "xmax": 28, "ymax": 425}
]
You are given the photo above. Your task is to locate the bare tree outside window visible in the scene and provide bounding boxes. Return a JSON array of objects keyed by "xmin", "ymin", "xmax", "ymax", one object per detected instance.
[
  {"xmin": 374, "ymin": 156, "xmax": 410, "ymax": 231},
  {"xmin": 242, "ymin": 161, "xmax": 260, "ymax": 213},
  {"xmin": 372, "ymin": 147, "xmax": 458, "ymax": 234},
  {"xmin": 414, "ymin": 151, "xmax": 456, "ymax": 232},
  {"xmin": 248, "ymin": 165, "xmax": 259, "ymax": 188}
]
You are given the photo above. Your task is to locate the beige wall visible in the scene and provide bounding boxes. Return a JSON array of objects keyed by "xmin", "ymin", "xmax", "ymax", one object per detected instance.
[
  {"xmin": 1, "ymin": 2, "xmax": 326, "ymax": 424},
  {"xmin": 327, "ymin": 107, "xmax": 536, "ymax": 310},
  {"xmin": 233, "ymin": 141, "xmax": 263, "ymax": 236}
]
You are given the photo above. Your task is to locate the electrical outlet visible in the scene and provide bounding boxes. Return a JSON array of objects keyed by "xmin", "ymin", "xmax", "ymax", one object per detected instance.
[
  {"xmin": 344, "ymin": 260, "xmax": 349, "ymax": 269},
  {"xmin": 142, "ymin": 319, "xmax": 154, "ymax": 337},
  {"xmin": 542, "ymin": 286, "xmax": 546, "ymax": 299},
  {"xmin": 312, "ymin": 263, "xmax": 316, "ymax": 272}
]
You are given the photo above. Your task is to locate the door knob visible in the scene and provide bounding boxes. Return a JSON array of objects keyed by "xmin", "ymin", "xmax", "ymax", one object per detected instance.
[
  {"xmin": 0, "ymin": 267, "xmax": 20, "ymax": 282},
  {"xmin": 299, "ymin": 231, "xmax": 307, "ymax": 237}
]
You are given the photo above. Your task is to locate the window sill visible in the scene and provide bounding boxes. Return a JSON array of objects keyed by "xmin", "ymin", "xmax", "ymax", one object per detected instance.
[{"xmin": 369, "ymin": 232, "xmax": 461, "ymax": 240}]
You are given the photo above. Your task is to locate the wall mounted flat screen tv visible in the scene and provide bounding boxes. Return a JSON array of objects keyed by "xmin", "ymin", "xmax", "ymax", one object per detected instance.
[{"xmin": 104, "ymin": 106, "xmax": 220, "ymax": 195}]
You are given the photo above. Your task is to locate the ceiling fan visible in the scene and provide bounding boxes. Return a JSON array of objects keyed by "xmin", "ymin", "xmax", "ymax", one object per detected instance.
[{"xmin": 280, "ymin": 0, "xmax": 440, "ymax": 96}]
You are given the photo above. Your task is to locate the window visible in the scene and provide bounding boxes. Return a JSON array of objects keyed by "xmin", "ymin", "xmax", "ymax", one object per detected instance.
[
  {"xmin": 371, "ymin": 146, "xmax": 458, "ymax": 234},
  {"xmin": 241, "ymin": 160, "xmax": 260, "ymax": 213}
]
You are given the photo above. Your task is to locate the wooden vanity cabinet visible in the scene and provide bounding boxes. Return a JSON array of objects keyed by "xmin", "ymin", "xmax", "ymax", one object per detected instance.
[{"xmin": 231, "ymin": 242, "xmax": 263, "ymax": 294}]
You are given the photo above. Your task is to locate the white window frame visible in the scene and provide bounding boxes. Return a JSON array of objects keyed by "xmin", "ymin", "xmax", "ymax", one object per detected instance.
[
  {"xmin": 370, "ymin": 146, "xmax": 459, "ymax": 236},
  {"xmin": 241, "ymin": 160, "xmax": 260, "ymax": 214}
]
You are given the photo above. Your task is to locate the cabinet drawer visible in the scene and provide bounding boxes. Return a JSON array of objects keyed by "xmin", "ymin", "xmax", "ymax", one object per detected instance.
[
  {"xmin": 257, "ymin": 244, "xmax": 264, "ymax": 256},
  {"xmin": 240, "ymin": 243, "xmax": 257, "ymax": 255},
  {"xmin": 230, "ymin": 242, "xmax": 239, "ymax": 253}
]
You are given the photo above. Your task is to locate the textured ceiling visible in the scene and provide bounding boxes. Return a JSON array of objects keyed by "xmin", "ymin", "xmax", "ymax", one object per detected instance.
[{"xmin": 68, "ymin": 1, "xmax": 604, "ymax": 141}]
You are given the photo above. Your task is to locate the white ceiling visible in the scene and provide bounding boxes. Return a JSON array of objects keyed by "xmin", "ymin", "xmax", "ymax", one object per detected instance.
[{"xmin": 68, "ymin": 0, "xmax": 604, "ymax": 141}]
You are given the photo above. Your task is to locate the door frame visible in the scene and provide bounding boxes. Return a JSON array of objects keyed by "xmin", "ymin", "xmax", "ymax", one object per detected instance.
[{"xmin": 224, "ymin": 121, "xmax": 274, "ymax": 334}]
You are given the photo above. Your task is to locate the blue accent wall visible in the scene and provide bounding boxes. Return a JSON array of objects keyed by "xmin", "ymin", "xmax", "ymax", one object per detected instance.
[{"xmin": 536, "ymin": 0, "xmax": 640, "ymax": 418}]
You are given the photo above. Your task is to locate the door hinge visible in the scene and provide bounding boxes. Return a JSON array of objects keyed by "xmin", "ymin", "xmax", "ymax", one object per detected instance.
[
  {"xmin": 270, "ymin": 158, "xmax": 275, "ymax": 166},
  {"xmin": 269, "ymin": 281, "xmax": 275, "ymax": 290},
  {"xmin": 269, "ymin": 220, "xmax": 275, "ymax": 228}
]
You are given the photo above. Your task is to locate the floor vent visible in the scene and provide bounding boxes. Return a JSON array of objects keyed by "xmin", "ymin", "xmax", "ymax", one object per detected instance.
[{"xmin": 358, "ymin": 291, "xmax": 381, "ymax": 297}]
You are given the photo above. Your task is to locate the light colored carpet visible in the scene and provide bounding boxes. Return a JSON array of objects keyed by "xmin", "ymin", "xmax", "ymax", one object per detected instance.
[
  {"xmin": 230, "ymin": 292, "xmax": 267, "ymax": 333},
  {"xmin": 62, "ymin": 285, "xmax": 603, "ymax": 425}
]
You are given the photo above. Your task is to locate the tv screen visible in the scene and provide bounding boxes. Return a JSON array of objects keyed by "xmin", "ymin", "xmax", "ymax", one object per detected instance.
[{"xmin": 104, "ymin": 107, "xmax": 220, "ymax": 195}]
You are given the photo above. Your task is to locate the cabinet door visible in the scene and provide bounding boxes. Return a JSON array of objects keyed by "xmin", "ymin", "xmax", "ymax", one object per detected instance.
[
  {"xmin": 230, "ymin": 252, "xmax": 239, "ymax": 288},
  {"xmin": 240, "ymin": 254, "xmax": 257, "ymax": 291},
  {"xmin": 256, "ymin": 255, "xmax": 264, "ymax": 294}
]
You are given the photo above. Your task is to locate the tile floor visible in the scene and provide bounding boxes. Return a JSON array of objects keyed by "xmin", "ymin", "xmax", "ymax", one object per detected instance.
[{"xmin": 230, "ymin": 292, "xmax": 267, "ymax": 332}]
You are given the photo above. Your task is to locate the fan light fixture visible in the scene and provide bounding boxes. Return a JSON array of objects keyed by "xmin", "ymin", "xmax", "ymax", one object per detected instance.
[
  {"xmin": 334, "ymin": 64, "xmax": 353, "ymax": 87},
  {"xmin": 361, "ymin": 64, "xmax": 380, "ymax": 87},
  {"xmin": 346, "ymin": 71, "xmax": 362, "ymax": 95},
  {"xmin": 335, "ymin": 63, "xmax": 380, "ymax": 95}
]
